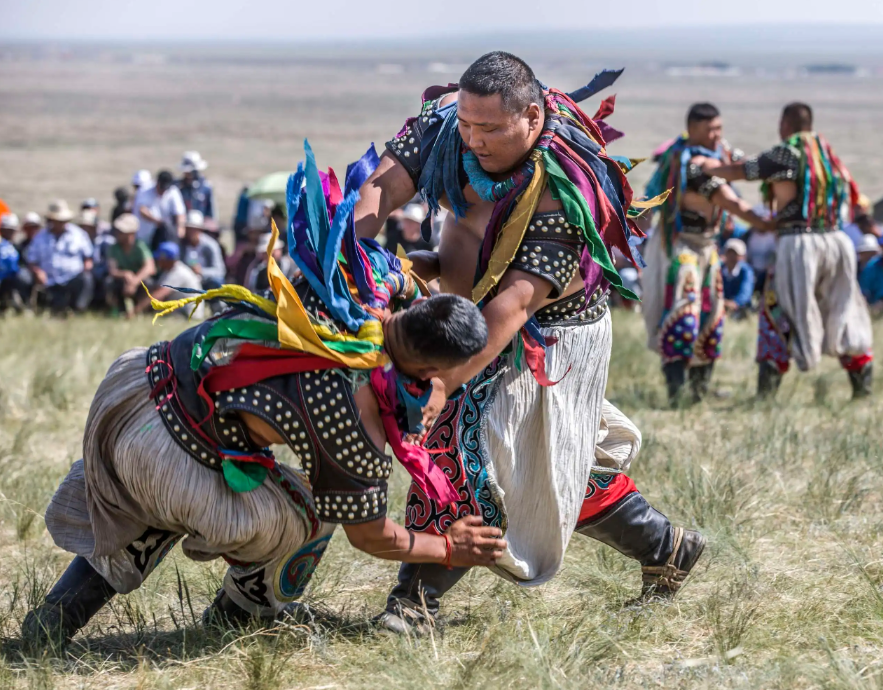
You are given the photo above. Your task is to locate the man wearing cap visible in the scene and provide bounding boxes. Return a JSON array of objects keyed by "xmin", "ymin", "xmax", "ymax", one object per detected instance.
[
  {"xmin": 135, "ymin": 170, "xmax": 186, "ymax": 249},
  {"xmin": 130, "ymin": 170, "xmax": 152, "ymax": 213},
  {"xmin": 0, "ymin": 213, "xmax": 21, "ymax": 311},
  {"xmin": 386, "ymin": 203, "xmax": 436, "ymax": 255},
  {"xmin": 176, "ymin": 151, "xmax": 215, "ymax": 219},
  {"xmin": 132, "ymin": 242, "xmax": 205, "ymax": 319},
  {"xmin": 106, "ymin": 213, "xmax": 155, "ymax": 317},
  {"xmin": 182, "ymin": 210, "xmax": 225, "ymax": 291},
  {"xmin": 25, "ymin": 200, "xmax": 95, "ymax": 315},
  {"xmin": 721, "ymin": 237, "xmax": 755, "ymax": 320},
  {"xmin": 243, "ymin": 233, "xmax": 298, "ymax": 292},
  {"xmin": 77, "ymin": 205, "xmax": 115, "ymax": 304}
]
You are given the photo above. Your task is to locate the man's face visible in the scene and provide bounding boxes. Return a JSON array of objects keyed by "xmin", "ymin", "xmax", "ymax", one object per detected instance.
[
  {"xmin": 724, "ymin": 248, "xmax": 741, "ymax": 268},
  {"xmin": 400, "ymin": 219, "xmax": 422, "ymax": 242},
  {"xmin": 688, "ymin": 116, "xmax": 723, "ymax": 150},
  {"xmin": 182, "ymin": 171, "xmax": 194, "ymax": 185},
  {"xmin": 157, "ymin": 256, "xmax": 175, "ymax": 272},
  {"xmin": 457, "ymin": 91, "xmax": 542, "ymax": 175},
  {"xmin": 49, "ymin": 220, "xmax": 66, "ymax": 235},
  {"xmin": 185, "ymin": 226, "xmax": 201, "ymax": 245},
  {"xmin": 22, "ymin": 222, "xmax": 40, "ymax": 238},
  {"xmin": 0, "ymin": 227, "xmax": 14, "ymax": 242},
  {"xmin": 383, "ymin": 311, "xmax": 441, "ymax": 381},
  {"xmin": 118, "ymin": 232, "xmax": 136, "ymax": 249}
]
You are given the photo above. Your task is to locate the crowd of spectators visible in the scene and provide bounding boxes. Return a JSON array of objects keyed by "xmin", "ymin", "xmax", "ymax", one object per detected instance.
[{"xmin": 0, "ymin": 151, "xmax": 442, "ymax": 320}]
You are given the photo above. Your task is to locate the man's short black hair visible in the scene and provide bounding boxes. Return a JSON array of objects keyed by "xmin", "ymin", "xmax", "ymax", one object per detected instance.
[
  {"xmin": 687, "ymin": 103, "xmax": 721, "ymax": 125},
  {"xmin": 782, "ymin": 102, "xmax": 813, "ymax": 133},
  {"xmin": 459, "ymin": 51, "xmax": 544, "ymax": 113},
  {"xmin": 156, "ymin": 170, "xmax": 174, "ymax": 187},
  {"xmin": 398, "ymin": 294, "xmax": 487, "ymax": 365}
]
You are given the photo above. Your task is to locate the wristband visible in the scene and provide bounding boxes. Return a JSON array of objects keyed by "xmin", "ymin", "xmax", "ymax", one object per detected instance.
[{"xmin": 442, "ymin": 533, "xmax": 453, "ymax": 570}]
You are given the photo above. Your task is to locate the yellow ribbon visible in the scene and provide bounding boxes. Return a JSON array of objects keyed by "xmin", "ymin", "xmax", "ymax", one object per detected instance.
[
  {"xmin": 631, "ymin": 189, "xmax": 672, "ymax": 210},
  {"xmin": 145, "ymin": 282, "xmax": 277, "ymax": 324},
  {"xmin": 472, "ymin": 154, "xmax": 547, "ymax": 304},
  {"xmin": 266, "ymin": 220, "xmax": 389, "ymax": 369}
]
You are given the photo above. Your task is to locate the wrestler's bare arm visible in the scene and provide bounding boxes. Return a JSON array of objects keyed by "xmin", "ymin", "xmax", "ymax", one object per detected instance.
[
  {"xmin": 443, "ymin": 269, "xmax": 554, "ymax": 392},
  {"xmin": 710, "ymin": 185, "xmax": 775, "ymax": 231},
  {"xmin": 704, "ymin": 162, "xmax": 748, "ymax": 182},
  {"xmin": 353, "ymin": 152, "xmax": 417, "ymax": 240}
]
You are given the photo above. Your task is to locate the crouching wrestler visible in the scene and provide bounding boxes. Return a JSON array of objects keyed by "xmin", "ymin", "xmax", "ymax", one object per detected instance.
[{"xmin": 22, "ymin": 291, "xmax": 506, "ymax": 647}]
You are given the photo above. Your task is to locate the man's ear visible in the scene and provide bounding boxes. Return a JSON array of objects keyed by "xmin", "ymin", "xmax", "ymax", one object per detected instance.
[{"xmin": 527, "ymin": 103, "xmax": 543, "ymax": 132}]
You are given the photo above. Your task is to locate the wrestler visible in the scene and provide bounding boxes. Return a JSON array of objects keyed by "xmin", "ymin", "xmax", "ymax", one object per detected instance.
[
  {"xmin": 642, "ymin": 103, "xmax": 773, "ymax": 404},
  {"xmin": 22, "ymin": 278, "xmax": 506, "ymax": 647},
  {"xmin": 706, "ymin": 102, "xmax": 872, "ymax": 398},
  {"xmin": 353, "ymin": 51, "xmax": 707, "ymax": 634}
]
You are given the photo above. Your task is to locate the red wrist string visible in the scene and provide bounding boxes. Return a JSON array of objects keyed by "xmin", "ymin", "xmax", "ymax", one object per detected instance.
[{"xmin": 442, "ymin": 533, "xmax": 453, "ymax": 570}]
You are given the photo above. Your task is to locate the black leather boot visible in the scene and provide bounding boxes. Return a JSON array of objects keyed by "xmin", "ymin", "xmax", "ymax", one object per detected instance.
[
  {"xmin": 21, "ymin": 556, "xmax": 117, "ymax": 649},
  {"xmin": 663, "ymin": 360, "xmax": 687, "ymax": 407},
  {"xmin": 757, "ymin": 360, "xmax": 783, "ymax": 398},
  {"xmin": 576, "ymin": 492, "xmax": 706, "ymax": 600},
  {"xmin": 202, "ymin": 589, "xmax": 257, "ymax": 629},
  {"xmin": 848, "ymin": 362, "xmax": 873, "ymax": 399},
  {"xmin": 376, "ymin": 563, "xmax": 470, "ymax": 635},
  {"xmin": 688, "ymin": 363, "xmax": 714, "ymax": 403}
]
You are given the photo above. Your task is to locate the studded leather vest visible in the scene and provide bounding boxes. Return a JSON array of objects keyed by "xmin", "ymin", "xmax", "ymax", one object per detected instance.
[{"xmin": 145, "ymin": 285, "xmax": 391, "ymax": 525}]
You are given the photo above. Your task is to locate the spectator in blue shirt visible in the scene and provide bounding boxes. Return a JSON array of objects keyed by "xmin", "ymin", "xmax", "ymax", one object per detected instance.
[
  {"xmin": 176, "ymin": 151, "xmax": 215, "ymax": 219},
  {"xmin": 721, "ymin": 238, "xmax": 755, "ymax": 320},
  {"xmin": 25, "ymin": 200, "xmax": 95, "ymax": 315},
  {"xmin": 857, "ymin": 234, "xmax": 883, "ymax": 313},
  {"xmin": 0, "ymin": 213, "xmax": 21, "ymax": 311}
]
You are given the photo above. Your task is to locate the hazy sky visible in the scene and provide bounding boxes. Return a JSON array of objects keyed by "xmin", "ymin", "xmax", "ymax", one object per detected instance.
[{"xmin": 3, "ymin": 0, "xmax": 883, "ymax": 40}]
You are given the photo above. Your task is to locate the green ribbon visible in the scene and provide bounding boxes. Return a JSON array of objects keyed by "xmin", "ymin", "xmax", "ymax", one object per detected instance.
[
  {"xmin": 543, "ymin": 149, "xmax": 638, "ymax": 301},
  {"xmin": 222, "ymin": 459, "xmax": 268, "ymax": 493},
  {"xmin": 191, "ymin": 318, "xmax": 280, "ymax": 370}
]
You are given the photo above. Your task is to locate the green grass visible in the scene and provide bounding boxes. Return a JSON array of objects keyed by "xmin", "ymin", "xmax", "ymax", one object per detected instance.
[{"xmin": 1, "ymin": 310, "xmax": 883, "ymax": 689}]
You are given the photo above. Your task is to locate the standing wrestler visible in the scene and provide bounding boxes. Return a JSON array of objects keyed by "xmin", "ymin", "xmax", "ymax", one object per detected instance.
[
  {"xmin": 707, "ymin": 102, "xmax": 872, "ymax": 398},
  {"xmin": 354, "ymin": 51, "xmax": 707, "ymax": 633},
  {"xmin": 642, "ymin": 103, "xmax": 774, "ymax": 404}
]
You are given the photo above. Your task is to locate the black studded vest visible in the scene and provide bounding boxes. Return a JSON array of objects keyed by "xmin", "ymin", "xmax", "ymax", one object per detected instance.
[{"xmin": 145, "ymin": 286, "xmax": 391, "ymax": 525}]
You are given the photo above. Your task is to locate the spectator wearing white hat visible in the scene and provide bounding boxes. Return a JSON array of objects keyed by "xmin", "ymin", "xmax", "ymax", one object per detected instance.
[
  {"xmin": 25, "ymin": 200, "xmax": 95, "ymax": 315},
  {"xmin": 721, "ymin": 237, "xmax": 755, "ymax": 319},
  {"xmin": 243, "ymin": 233, "xmax": 298, "ymax": 292},
  {"xmin": 106, "ymin": 213, "xmax": 155, "ymax": 317},
  {"xmin": 135, "ymin": 170, "xmax": 186, "ymax": 249},
  {"xmin": 181, "ymin": 210, "xmax": 225, "ymax": 290},
  {"xmin": 77, "ymin": 205, "xmax": 115, "ymax": 286},
  {"xmin": 857, "ymin": 234, "xmax": 883, "ymax": 312},
  {"xmin": 131, "ymin": 170, "xmax": 153, "ymax": 212},
  {"xmin": 176, "ymin": 151, "xmax": 215, "ymax": 219},
  {"xmin": 385, "ymin": 202, "xmax": 436, "ymax": 256},
  {"xmin": 0, "ymin": 214, "xmax": 21, "ymax": 311}
]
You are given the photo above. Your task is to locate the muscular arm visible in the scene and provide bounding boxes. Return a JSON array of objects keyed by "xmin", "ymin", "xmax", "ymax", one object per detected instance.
[
  {"xmin": 343, "ymin": 514, "xmax": 505, "ymax": 567},
  {"xmin": 710, "ymin": 185, "xmax": 774, "ymax": 231},
  {"xmin": 353, "ymin": 152, "xmax": 417, "ymax": 240},
  {"xmin": 705, "ymin": 162, "xmax": 748, "ymax": 182},
  {"xmin": 444, "ymin": 270, "xmax": 554, "ymax": 391}
]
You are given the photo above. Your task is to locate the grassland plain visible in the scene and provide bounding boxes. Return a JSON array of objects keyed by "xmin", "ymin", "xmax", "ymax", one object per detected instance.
[{"xmin": 1, "ymin": 311, "xmax": 883, "ymax": 689}]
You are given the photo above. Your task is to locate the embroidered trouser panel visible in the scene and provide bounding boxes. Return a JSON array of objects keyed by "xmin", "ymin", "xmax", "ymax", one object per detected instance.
[
  {"xmin": 643, "ymin": 231, "xmax": 724, "ymax": 365},
  {"xmin": 757, "ymin": 232, "xmax": 873, "ymax": 372}
]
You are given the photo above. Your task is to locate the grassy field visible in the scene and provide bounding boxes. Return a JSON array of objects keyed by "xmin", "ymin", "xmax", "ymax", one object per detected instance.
[{"xmin": 1, "ymin": 310, "xmax": 883, "ymax": 689}]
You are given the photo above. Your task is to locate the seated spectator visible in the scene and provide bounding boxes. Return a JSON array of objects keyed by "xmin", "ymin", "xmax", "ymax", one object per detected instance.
[
  {"xmin": 25, "ymin": 200, "xmax": 94, "ymax": 315},
  {"xmin": 228, "ymin": 223, "xmax": 266, "ymax": 285},
  {"xmin": 111, "ymin": 187, "xmax": 130, "ymax": 224},
  {"xmin": 18, "ymin": 212, "xmax": 42, "ymax": 253},
  {"xmin": 0, "ymin": 214, "xmax": 21, "ymax": 312},
  {"xmin": 77, "ymin": 207, "xmax": 115, "ymax": 274},
  {"xmin": 7, "ymin": 212, "xmax": 43, "ymax": 307},
  {"xmin": 133, "ymin": 242, "xmax": 204, "ymax": 319},
  {"xmin": 135, "ymin": 170, "xmax": 186, "ymax": 249},
  {"xmin": 176, "ymin": 151, "xmax": 215, "ymax": 219},
  {"xmin": 80, "ymin": 198, "xmax": 111, "ymax": 235},
  {"xmin": 857, "ymin": 234, "xmax": 883, "ymax": 312},
  {"xmin": 105, "ymin": 213, "xmax": 155, "ymax": 317},
  {"xmin": 721, "ymin": 238, "xmax": 755, "ymax": 319},
  {"xmin": 243, "ymin": 233, "xmax": 298, "ymax": 292},
  {"xmin": 181, "ymin": 210, "xmax": 225, "ymax": 290},
  {"xmin": 131, "ymin": 170, "xmax": 152, "ymax": 213},
  {"xmin": 385, "ymin": 203, "xmax": 436, "ymax": 255}
]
